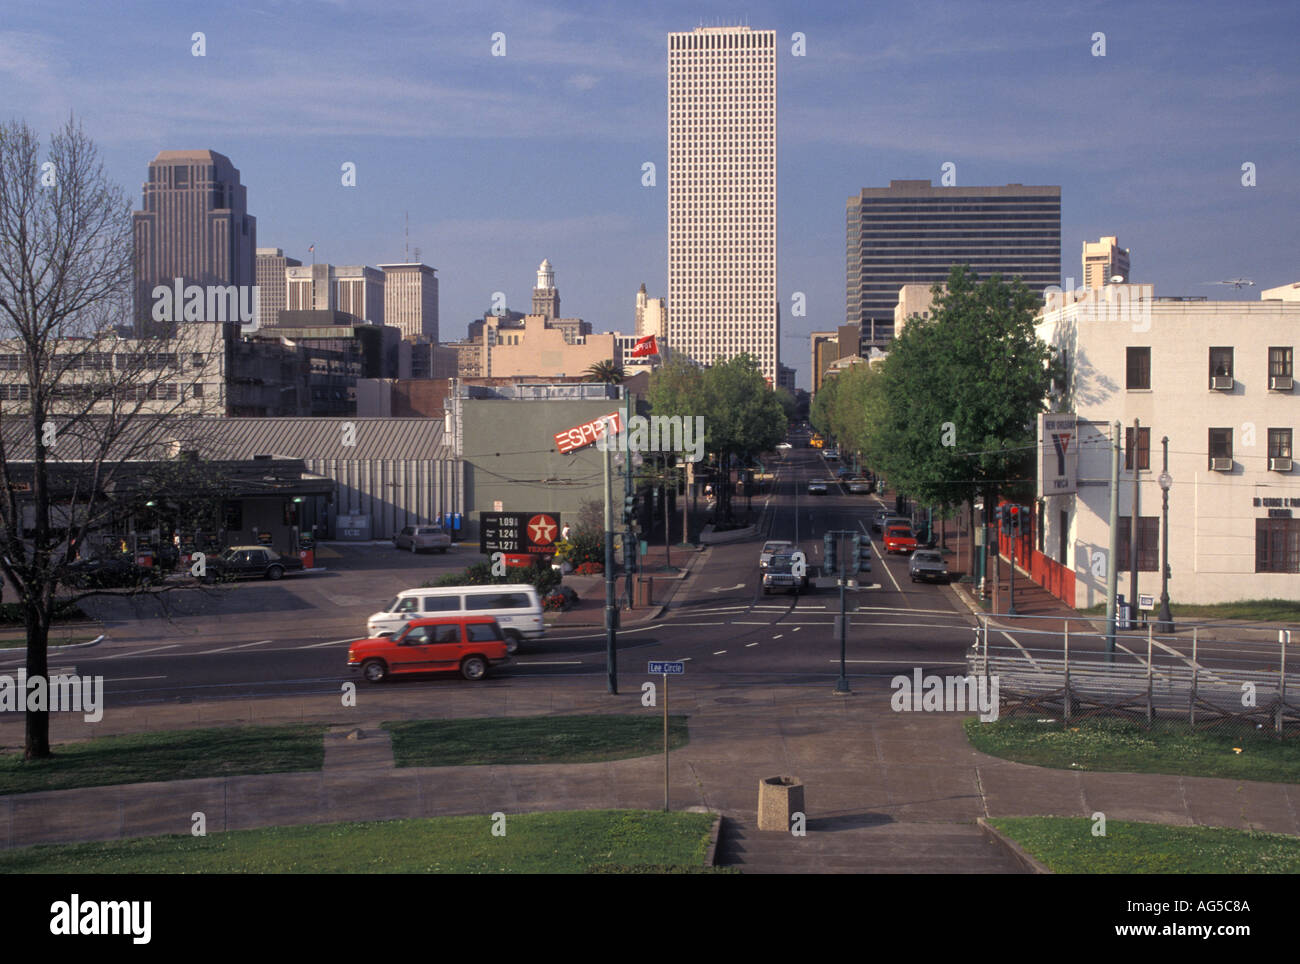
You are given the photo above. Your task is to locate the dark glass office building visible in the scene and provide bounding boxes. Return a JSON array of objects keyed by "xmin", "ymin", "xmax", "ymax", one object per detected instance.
[{"xmin": 846, "ymin": 180, "xmax": 1060, "ymax": 351}]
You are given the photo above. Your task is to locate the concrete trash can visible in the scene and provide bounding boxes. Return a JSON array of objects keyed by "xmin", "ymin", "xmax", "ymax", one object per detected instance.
[{"xmin": 757, "ymin": 776, "xmax": 805, "ymax": 831}]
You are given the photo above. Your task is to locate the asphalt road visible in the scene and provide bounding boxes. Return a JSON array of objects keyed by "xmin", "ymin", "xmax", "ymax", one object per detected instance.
[{"xmin": 6, "ymin": 436, "xmax": 1288, "ymax": 707}]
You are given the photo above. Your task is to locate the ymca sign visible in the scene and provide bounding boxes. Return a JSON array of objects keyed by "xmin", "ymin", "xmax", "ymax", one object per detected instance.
[
  {"xmin": 554, "ymin": 411, "xmax": 623, "ymax": 454},
  {"xmin": 1038, "ymin": 413, "xmax": 1078, "ymax": 496}
]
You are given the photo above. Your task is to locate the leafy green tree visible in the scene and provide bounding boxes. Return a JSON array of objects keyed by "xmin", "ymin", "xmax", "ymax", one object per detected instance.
[
  {"xmin": 697, "ymin": 355, "xmax": 786, "ymax": 522},
  {"xmin": 873, "ymin": 264, "xmax": 1059, "ymax": 521}
]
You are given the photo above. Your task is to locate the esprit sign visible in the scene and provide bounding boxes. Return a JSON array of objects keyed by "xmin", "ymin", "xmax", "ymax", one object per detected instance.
[{"xmin": 555, "ymin": 411, "xmax": 622, "ymax": 454}]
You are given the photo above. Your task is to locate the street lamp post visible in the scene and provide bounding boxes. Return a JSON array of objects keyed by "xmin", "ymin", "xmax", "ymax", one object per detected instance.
[{"xmin": 1156, "ymin": 436, "xmax": 1174, "ymax": 634}]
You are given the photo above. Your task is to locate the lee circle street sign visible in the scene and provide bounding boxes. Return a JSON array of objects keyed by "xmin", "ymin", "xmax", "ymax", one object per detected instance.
[
  {"xmin": 479, "ymin": 511, "xmax": 562, "ymax": 555},
  {"xmin": 648, "ymin": 661, "xmax": 685, "ymax": 675}
]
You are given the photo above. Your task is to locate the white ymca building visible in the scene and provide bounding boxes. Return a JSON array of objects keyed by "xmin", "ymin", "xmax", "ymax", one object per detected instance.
[{"xmin": 1035, "ymin": 282, "xmax": 1300, "ymax": 606}]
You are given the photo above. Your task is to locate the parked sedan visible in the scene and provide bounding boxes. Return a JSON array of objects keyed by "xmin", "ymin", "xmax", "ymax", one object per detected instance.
[
  {"xmin": 64, "ymin": 556, "xmax": 164, "ymax": 590},
  {"xmin": 847, "ymin": 478, "xmax": 872, "ymax": 494},
  {"xmin": 807, "ymin": 479, "xmax": 829, "ymax": 495},
  {"xmin": 201, "ymin": 546, "xmax": 304, "ymax": 582},
  {"xmin": 393, "ymin": 525, "xmax": 452, "ymax": 554}
]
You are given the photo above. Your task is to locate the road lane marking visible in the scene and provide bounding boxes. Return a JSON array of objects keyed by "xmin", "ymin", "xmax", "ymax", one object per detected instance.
[
  {"xmin": 772, "ymin": 634, "xmax": 784, "ymax": 639},
  {"xmin": 746, "ymin": 642, "xmax": 759, "ymax": 647},
  {"xmin": 298, "ymin": 638, "xmax": 360, "ymax": 648},
  {"xmin": 108, "ymin": 675, "xmax": 167, "ymax": 682},
  {"xmin": 104, "ymin": 644, "xmax": 181, "ymax": 659},
  {"xmin": 729, "ymin": 621, "xmax": 772, "ymax": 625},
  {"xmin": 999, "ymin": 631, "xmax": 1041, "ymax": 669},
  {"xmin": 831, "ymin": 659, "xmax": 968, "ymax": 665},
  {"xmin": 713, "ymin": 649, "xmax": 727, "ymax": 655},
  {"xmin": 792, "ymin": 627, "xmax": 801, "ymax": 632},
  {"xmin": 514, "ymin": 660, "xmax": 582, "ymax": 665},
  {"xmin": 871, "ymin": 541, "xmax": 904, "ymax": 594},
  {"xmin": 198, "ymin": 640, "xmax": 273, "ymax": 655}
]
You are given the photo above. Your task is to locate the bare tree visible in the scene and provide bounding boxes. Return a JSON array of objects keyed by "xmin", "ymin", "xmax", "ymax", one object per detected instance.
[{"xmin": 0, "ymin": 118, "xmax": 226, "ymax": 759}]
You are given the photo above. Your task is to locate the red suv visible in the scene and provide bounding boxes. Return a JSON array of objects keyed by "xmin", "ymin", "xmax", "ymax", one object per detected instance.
[{"xmin": 347, "ymin": 616, "xmax": 511, "ymax": 683}]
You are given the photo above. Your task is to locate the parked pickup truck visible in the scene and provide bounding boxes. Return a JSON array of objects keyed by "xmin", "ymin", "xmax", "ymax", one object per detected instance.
[
  {"xmin": 883, "ymin": 524, "xmax": 919, "ymax": 555},
  {"xmin": 908, "ymin": 549, "xmax": 949, "ymax": 583},
  {"xmin": 762, "ymin": 551, "xmax": 809, "ymax": 595}
]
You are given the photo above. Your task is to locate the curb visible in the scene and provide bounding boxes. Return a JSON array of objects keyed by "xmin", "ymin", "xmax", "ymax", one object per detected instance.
[
  {"xmin": 704, "ymin": 812, "xmax": 723, "ymax": 867},
  {"xmin": 976, "ymin": 817, "xmax": 1053, "ymax": 874},
  {"xmin": 0, "ymin": 633, "xmax": 106, "ymax": 662}
]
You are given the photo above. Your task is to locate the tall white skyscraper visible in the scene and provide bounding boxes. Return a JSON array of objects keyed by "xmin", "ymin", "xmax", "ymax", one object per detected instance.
[{"xmin": 667, "ymin": 25, "xmax": 778, "ymax": 384}]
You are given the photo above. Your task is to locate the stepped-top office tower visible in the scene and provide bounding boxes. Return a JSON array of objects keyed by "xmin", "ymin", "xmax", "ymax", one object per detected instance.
[
  {"xmin": 668, "ymin": 25, "xmax": 778, "ymax": 384},
  {"xmin": 846, "ymin": 180, "xmax": 1061, "ymax": 351},
  {"xmin": 133, "ymin": 149, "xmax": 257, "ymax": 335}
]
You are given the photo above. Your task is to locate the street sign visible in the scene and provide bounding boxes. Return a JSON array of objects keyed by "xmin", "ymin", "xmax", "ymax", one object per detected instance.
[
  {"xmin": 648, "ymin": 660, "xmax": 685, "ymax": 675},
  {"xmin": 1138, "ymin": 594, "xmax": 1155, "ymax": 611}
]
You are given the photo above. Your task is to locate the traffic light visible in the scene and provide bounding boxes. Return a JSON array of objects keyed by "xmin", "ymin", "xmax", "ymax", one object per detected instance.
[
  {"xmin": 1009, "ymin": 504, "xmax": 1022, "ymax": 533},
  {"xmin": 853, "ymin": 532, "xmax": 872, "ymax": 573},
  {"xmin": 999, "ymin": 505, "xmax": 1012, "ymax": 536},
  {"xmin": 824, "ymin": 531, "xmax": 837, "ymax": 576},
  {"xmin": 623, "ymin": 494, "xmax": 636, "ymax": 526}
]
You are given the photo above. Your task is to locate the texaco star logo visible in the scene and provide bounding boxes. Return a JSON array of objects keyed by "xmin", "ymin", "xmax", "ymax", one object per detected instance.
[{"xmin": 528, "ymin": 514, "xmax": 558, "ymax": 546}]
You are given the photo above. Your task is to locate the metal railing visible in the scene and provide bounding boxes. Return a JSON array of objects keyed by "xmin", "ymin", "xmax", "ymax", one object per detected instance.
[{"xmin": 968, "ymin": 612, "xmax": 1300, "ymax": 737}]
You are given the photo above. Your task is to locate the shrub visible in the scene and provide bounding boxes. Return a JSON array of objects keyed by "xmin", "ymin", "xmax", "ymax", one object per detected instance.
[
  {"xmin": 543, "ymin": 593, "xmax": 566, "ymax": 612},
  {"xmin": 575, "ymin": 562, "xmax": 604, "ymax": 576}
]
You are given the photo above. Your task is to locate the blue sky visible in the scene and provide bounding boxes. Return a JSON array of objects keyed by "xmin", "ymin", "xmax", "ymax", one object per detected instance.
[{"xmin": 3, "ymin": 0, "xmax": 1297, "ymax": 388}]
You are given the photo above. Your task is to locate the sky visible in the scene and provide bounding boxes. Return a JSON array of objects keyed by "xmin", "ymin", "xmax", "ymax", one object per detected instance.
[{"xmin": 2, "ymin": 0, "xmax": 1297, "ymax": 389}]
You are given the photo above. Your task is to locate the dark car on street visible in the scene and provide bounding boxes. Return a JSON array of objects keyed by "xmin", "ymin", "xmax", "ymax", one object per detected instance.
[
  {"xmin": 64, "ymin": 556, "xmax": 164, "ymax": 590},
  {"xmin": 201, "ymin": 546, "xmax": 304, "ymax": 582}
]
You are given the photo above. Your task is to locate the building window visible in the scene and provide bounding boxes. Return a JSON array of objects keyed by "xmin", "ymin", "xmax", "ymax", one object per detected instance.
[
  {"xmin": 1269, "ymin": 347, "xmax": 1293, "ymax": 378},
  {"xmin": 1208, "ymin": 427, "xmax": 1233, "ymax": 468},
  {"xmin": 1268, "ymin": 428, "xmax": 1292, "ymax": 459},
  {"xmin": 1117, "ymin": 516, "xmax": 1160, "ymax": 571},
  {"xmin": 1124, "ymin": 426, "xmax": 1151, "ymax": 470},
  {"xmin": 1209, "ymin": 347, "xmax": 1233, "ymax": 381},
  {"xmin": 1125, "ymin": 347, "xmax": 1150, "ymax": 389},
  {"xmin": 1256, "ymin": 518, "xmax": 1300, "ymax": 573}
]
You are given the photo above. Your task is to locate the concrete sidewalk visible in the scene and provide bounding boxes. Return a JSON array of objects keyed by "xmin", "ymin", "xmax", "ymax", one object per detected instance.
[{"xmin": 2, "ymin": 677, "xmax": 1297, "ymax": 871}]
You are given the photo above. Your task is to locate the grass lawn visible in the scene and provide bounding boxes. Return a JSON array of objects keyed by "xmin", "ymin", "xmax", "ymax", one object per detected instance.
[
  {"xmin": 385, "ymin": 714, "xmax": 688, "ymax": 767},
  {"xmin": 965, "ymin": 716, "xmax": 1300, "ymax": 783},
  {"xmin": 0, "ymin": 810, "xmax": 720, "ymax": 874},
  {"xmin": 989, "ymin": 817, "xmax": 1300, "ymax": 873},
  {"xmin": 0, "ymin": 725, "xmax": 326, "ymax": 795},
  {"xmin": 1077, "ymin": 598, "xmax": 1300, "ymax": 622}
]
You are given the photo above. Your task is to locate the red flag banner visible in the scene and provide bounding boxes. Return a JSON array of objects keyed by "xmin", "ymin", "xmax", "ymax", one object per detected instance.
[{"xmin": 631, "ymin": 334, "xmax": 659, "ymax": 357}]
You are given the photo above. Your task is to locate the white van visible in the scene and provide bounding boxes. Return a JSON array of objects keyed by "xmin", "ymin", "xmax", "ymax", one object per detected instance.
[{"xmin": 366, "ymin": 584, "xmax": 544, "ymax": 654}]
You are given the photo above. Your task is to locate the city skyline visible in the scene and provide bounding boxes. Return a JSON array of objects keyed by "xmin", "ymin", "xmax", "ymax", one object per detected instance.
[{"xmin": 3, "ymin": 0, "xmax": 1298, "ymax": 387}]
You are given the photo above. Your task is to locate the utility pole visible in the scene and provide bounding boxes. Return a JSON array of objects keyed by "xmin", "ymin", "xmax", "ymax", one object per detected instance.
[
  {"xmin": 1129, "ymin": 418, "xmax": 1141, "ymax": 632},
  {"xmin": 623, "ymin": 388, "xmax": 635, "ymax": 609},
  {"xmin": 1105, "ymin": 420, "xmax": 1121, "ymax": 661},
  {"xmin": 602, "ymin": 417, "xmax": 618, "ymax": 694}
]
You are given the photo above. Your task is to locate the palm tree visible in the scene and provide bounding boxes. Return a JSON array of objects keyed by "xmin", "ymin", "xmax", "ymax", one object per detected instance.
[{"xmin": 584, "ymin": 360, "xmax": 626, "ymax": 384}]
